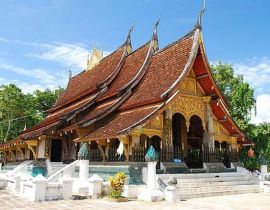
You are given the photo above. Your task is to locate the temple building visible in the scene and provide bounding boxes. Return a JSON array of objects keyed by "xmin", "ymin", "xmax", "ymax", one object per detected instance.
[{"xmin": 0, "ymin": 11, "xmax": 249, "ymax": 170}]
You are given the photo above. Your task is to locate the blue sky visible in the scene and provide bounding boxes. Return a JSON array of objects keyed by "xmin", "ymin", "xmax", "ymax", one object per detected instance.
[{"xmin": 0, "ymin": 0, "xmax": 269, "ymax": 124}]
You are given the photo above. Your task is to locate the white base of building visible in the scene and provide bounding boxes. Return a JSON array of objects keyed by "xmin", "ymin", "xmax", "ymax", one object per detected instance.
[{"xmin": 138, "ymin": 188, "xmax": 164, "ymax": 202}]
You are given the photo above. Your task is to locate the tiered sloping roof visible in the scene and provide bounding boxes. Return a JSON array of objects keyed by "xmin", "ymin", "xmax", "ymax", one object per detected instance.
[{"xmin": 20, "ymin": 20, "xmax": 248, "ymax": 143}]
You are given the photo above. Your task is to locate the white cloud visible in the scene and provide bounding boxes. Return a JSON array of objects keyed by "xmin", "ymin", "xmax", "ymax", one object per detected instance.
[
  {"xmin": 233, "ymin": 57, "xmax": 270, "ymax": 95},
  {"xmin": 28, "ymin": 42, "xmax": 89, "ymax": 70},
  {"xmin": 231, "ymin": 57, "xmax": 270, "ymax": 124},
  {"xmin": 250, "ymin": 94, "xmax": 270, "ymax": 125},
  {"xmin": 0, "ymin": 62, "xmax": 67, "ymax": 93},
  {"xmin": 0, "ymin": 37, "xmax": 112, "ymax": 94},
  {"xmin": 211, "ymin": 57, "xmax": 270, "ymax": 124}
]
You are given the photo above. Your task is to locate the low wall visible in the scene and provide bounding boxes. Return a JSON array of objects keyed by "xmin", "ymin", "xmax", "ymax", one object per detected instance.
[
  {"xmin": 45, "ymin": 183, "xmax": 63, "ymax": 200},
  {"xmin": 74, "ymin": 162, "xmax": 147, "ymax": 184}
]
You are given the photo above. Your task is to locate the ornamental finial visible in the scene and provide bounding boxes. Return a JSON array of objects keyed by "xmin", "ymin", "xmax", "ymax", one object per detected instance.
[
  {"xmin": 152, "ymin": 17, "xmax": 160, "ymax": 41},
  {"xmin": 124, "ymin": 23, "xmax": 134, "ymax": 54},
  {"xmin": 125, "ymin": 23, "xmax": 135, "ymax": 46},
  {"xmin": 151, "ymin": 17, "xmax": 160, "ymax": 51},
  {"xmin": 197, "ymin": 0, "xmax": 206, "ymax": 29},
  {"xmin": 68, "ymin": 66, "xmax": 72, "ymax": 79}
]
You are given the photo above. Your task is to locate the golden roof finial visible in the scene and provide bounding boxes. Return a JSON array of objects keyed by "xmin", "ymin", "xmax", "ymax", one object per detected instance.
[{"xmin": 86, "ymin": 42, "xmax": 103, "ymax": 71}]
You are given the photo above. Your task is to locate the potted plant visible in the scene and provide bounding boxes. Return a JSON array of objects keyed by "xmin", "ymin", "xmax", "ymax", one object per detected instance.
[{"xmin": 107, "ymin": 172, "xmax": 128, "ymax": 202}]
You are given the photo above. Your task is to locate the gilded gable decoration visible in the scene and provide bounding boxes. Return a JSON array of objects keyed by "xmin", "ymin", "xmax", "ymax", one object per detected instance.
[{"xmin": 168, "ymin": 94, "xmax": 206, "ymax": 130}]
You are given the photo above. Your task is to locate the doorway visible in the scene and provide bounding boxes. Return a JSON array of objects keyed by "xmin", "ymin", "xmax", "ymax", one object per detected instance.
[
  {"xmin": 186, "ymin": 115, "xmax": 204, "ymax": 168},
  {"xmin": 50, "ymin": 139, "xmax": 62, "ymax": 162}
]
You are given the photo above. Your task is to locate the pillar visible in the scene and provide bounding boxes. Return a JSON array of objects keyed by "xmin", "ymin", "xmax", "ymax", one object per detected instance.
[
  {"xmin": 32, "ymin": 174, "xmax": 46, "ymax": 202},
  {"xmin": 147, "ymin": 162, "xmax": 158, "ymax": 190},
  {"xmin": 138, "ymin": 161, "xmax": 164, "ymax": 202},
  {"xmin": 163, "ymin": 110, "xmax": 173, "ymax": 149},
  {"xmin": 79, "ymin": 159, "xmax": 89, "ymax": 180},
  {"xmin": 62, "ymin": 177, "xmax": 74, "ymax": 200},
  {"xmin": 261, "ymin": 165, "xmax": 268, "ymax": 182},
  {"xmin": 181, "ymin": 118, "xmax": 187, "ymax": 153},
  {"xmin": 88, "ymin": 174, "xmax": 103, "ymax": 198},
  {"xmin": 230, "ymin": 137, "xmax": 238, "ymax": 151},
  {"xmin": 206, "ymin": 103, "xmax": 215, "ymax": 149}
]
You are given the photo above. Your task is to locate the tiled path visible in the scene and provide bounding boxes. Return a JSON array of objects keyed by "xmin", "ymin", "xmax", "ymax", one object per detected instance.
[{"xmin": 0, "ymin": 190, "xmax": 269, "ymax": 210}]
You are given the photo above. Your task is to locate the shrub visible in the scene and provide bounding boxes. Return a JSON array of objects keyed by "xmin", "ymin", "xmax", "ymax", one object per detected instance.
[{"xmin": 108, "ymin": 172, "xmax": 126, "ymax": 198}]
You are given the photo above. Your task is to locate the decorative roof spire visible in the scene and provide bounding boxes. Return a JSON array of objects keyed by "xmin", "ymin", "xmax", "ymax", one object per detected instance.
[
  {"xmin": 197, "ymin": 0, "xmax": 206, "ymax": 29},
  {"xmin": 124, "ymin": 23, "xmax": 135, "ymax": 54},
  {"xmin": 152, "ymin": 17, "xmax": 160, "ymax": 51},
  {"xmin": 68, "ymin": 66, "xmax": 72, "ymax": 79},
  {"xmin": 86, "ymin": 44, "xmax": 103, "ymax": 71}
]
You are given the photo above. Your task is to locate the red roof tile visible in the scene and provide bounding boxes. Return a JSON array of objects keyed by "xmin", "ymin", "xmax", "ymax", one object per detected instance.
[
  {"xmin": 121, "ymin": 32, "xmax": 195, "ymax": 109},
  {"xmin": 53, "ymin": 46, "xmax": 125, "ymax": 110},
  {"xmin": 98, "ymin": 43, "xmax": 150, "ymax": 100},
  {"xmin": 77, "ymin": 104, "xmax": 162, "ymax": 141}
]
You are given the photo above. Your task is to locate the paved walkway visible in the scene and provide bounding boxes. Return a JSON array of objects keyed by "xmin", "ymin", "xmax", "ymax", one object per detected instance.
[{"xmin": 0, "ymin": 190, "xmax": 269, "ymax": 210}]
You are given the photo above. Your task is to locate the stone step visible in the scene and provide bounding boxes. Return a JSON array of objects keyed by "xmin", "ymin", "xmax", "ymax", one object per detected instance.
[
  {"xmin": 158, "ymin": 172, "xmax": 244, "ymax": 179},
  {"xmin": 176, "ymin": 180, "xmax": 255, "ymax": 188},
  {"xmin": 50, "ymin": 162, "xmax": 65, "ymax": 165},
  {"xmin": 177, "ymin": 184, "xmax": 260, "ymax": 193},
  {"xmin": 179, "ymin": 188, "xmax": 262, "ymax": 200},
  {"xmin": 173, "ymin": 176, "xmax": 251, "ymax": 183},
  {"xmin": 51, "ymin": 166, "xmax": 66, "ymax": 169}
]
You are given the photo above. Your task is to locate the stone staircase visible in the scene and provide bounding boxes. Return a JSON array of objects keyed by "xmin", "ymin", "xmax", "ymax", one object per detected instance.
[
  {"xmin": 1, "ymin": 161, "xmax": 23, "ymax": 173},
  {"xmin": 158, "ymin": 172, "xmax": 262, "ymax": 199},
  {"xmin": 50, "ymin": 162, "xmax": 68, "ymax": 175}
]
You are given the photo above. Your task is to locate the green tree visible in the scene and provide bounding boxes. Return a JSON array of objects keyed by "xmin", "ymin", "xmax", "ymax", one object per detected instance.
[
  {"xmin": 0, "ymin": 84, "xmax": 36, "ymax": 141},
  {"xmin": 240, "ymin": 123, "xmax": 270, "ymax": 171},
  {"xmin": 0, "ymin": 85, "xmax": 64, "ymax": 142},
  {"xmin": 33, "ymin": 88, "xmax": 64, "ymax": 118},
  {"xmin": 211, "ymin": 62, "xmax": 256, "ymax": 130}
]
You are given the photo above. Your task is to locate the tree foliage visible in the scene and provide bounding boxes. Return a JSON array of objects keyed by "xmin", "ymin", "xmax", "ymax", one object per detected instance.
[
  {"xmin": 240, "ymin": 123, "xmax": 270, "ymax": 171},
  {"xmin": 211, "ymin": 62, "xmax": 256, "ymax": 131},
  {"xmin": 211, "ymin": 62, "xmax": 270, "ymax": 171},
  {"xmin": 0, "ymin": 84, "xmax": 64, "ymax": 142}
]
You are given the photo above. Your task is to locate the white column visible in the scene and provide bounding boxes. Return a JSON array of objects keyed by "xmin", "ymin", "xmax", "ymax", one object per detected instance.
[
  {"xmin": 37, "ymin": 139, "xmax": 46, "ymax": 159},
  {"xmin": 88, "ymin": 174, "xmax": 103, "ymax": 198},
  {"xmin": 261, "ymin": 165, "xmax": 268, "ymax": 181},
  {"xmin": 32, "ymin": 174, "xmax": 46, "ymax": 202},
  {"xmin": 147, "ymin": 162, "xmax": 157, "ymax": 190},
  {"xmin": 79, "ymin": 159, "xmax": 89, "ymax": 180},
  {"xmin": 138, "ymin": 161, "xmax": 164, "ymax": 202},
  {"xmin": 62, "ymin": 178, "xmax": 74, "ymax": 200}
]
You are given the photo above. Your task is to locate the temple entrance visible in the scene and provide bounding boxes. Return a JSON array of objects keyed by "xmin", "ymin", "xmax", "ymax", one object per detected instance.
[
  {"xmin": 50, "ymin": 139, "xmax": 62, "ymax": 162},
  {"xmin": 214, "ymin": 140, "xmax": 220, "ymax": 149},
  {"xmin": 172, "ymin": 113, "xmax": 186, "ymax": 151},
  {"xmin": 221, "ymin": 141, "xmax": 231, "ymax": 168},
  {"xmin": 186, "ymin": 115, "xmax": 204, "ymax": 168},
  {"xmin": 29, "ymin": 149, "xmax": 34, "ymax": 160}
]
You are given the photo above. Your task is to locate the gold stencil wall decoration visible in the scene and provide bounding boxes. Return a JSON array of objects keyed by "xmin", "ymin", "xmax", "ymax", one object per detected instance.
[{"xmin": 168, "ymin": 94, "xmax": 206, "ymax": 130}]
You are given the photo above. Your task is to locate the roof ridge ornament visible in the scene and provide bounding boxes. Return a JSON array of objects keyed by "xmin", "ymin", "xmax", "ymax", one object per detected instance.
[
  {"xmin": 152, "ymin": 17, "xmax": 160, "ymax": 51},
  {"xmin": 68, "ymin": 66, "xmax": 72, "ymax": 79},
  {"xmin": 125, "ymin": 23, "xmax": 135, "ymax": 54},
  {"xmin": 196, "ymin": 0, "xmax": 206, "ymax": 29}
]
